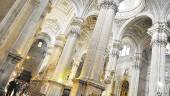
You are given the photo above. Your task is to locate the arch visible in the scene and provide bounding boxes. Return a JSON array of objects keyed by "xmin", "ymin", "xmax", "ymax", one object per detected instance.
[
  {"xmin": 118, "ymin": 15, "xmax": 153, "ymax": 40},
  {"xmin": 34, "ymin": 32, "xmax": 52, "ymax": 48},
  {"xmin": 19, "ymin": 39, "xmax": 48, "ymax": 82},
  {"xmin": 84, "ymin": 11, "xmax": 99, "ymax": 20}
]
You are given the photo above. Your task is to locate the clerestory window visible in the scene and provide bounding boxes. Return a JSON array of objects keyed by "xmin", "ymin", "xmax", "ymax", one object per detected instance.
[{"xmin": 120, "ymin": 45, "xmax": 130, "ymax": 56}]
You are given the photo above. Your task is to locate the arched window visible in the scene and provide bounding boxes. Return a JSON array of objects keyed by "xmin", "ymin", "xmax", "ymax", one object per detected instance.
[
  {"xmin": 166, "ymin": 43, "xmax": 170, "ymax": 54},
  {"xmin": 120, "ymin": 45, "xmax": 130, "ymax": 56}
]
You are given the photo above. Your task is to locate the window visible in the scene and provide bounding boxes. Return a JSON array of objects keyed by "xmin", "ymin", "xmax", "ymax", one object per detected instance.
[
  {"xmin": 120, "ymin": 45, "xmax": 130, "ymax": 56},
  {"xmin": 166, "ymin": 43, "xmax": 170, "ymax": 54}
]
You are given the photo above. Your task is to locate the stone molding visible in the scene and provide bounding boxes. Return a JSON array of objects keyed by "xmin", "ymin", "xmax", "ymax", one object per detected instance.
[
  {"xmin": 8, "ymin": 52, "xmax": 22, "ymax": 64},
  {"xmin": 55, "ymin": 34, "xmax": 66, "ymax": 48},
  {"xmin": 0, "ymin": 51, "xmax": 22, "ymax": 73}
]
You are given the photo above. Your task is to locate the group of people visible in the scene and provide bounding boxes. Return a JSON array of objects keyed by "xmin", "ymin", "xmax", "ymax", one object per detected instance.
[{"xmin": 6, "ymin": 79, "xmax": 30, "ymax": 96}]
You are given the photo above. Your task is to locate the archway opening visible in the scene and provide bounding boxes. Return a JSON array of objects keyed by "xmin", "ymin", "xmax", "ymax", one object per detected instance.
[
  {"xmin": 19, "ymin": 39, "xmax": 47, "ymax": 82},
  {"xmin": 117, "ymin": 16, "xmax": 152, "ymax": 96}
]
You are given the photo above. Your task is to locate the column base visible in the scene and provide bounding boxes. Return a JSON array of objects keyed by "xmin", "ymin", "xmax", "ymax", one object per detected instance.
[
  {"xmin": 43, "ymin": 80, "xmax": 69, "ymax": 96},
  {"xmin": 70, "ymin": 79, "xmax": 105, "ymax": 96}
]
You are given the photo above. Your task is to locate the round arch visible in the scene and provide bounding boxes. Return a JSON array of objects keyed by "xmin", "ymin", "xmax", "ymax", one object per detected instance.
[{"xmin": 118, "ymin": 15, "xmax": 153, "ymax": 40}]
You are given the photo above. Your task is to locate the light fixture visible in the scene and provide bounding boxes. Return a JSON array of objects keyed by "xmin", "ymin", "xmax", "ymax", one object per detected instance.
[
  {"xmin": 158, "ymin": 81, "xmax": 163, "ymax": 88},
  {"xmin": 38, "ymin": 41, "xmax": 43, "ymax": 47},
  {"xmin": 26, "ymin": 56, "xmax": 30, "ymax": 59}
]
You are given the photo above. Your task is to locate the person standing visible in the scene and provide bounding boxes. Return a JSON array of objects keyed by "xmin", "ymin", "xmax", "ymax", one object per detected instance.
[
  {"xmin": 13, "ymin": 80, "xmax": 20, "ymax": 96},
  {"xmin": 6, "ymin": 79, "xmax": 16, "ymax": 96}
]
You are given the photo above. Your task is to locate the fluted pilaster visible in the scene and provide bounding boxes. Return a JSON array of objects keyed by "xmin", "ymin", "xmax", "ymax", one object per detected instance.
[{"xmin": 129, "ymin": 53, "xmax": 142, "ymax": 96}]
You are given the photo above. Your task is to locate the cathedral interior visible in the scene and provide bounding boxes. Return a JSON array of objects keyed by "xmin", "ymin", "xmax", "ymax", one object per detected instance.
[{"xmin": 0, "ymin": 0, "xmax": 170, "ymax": 96}]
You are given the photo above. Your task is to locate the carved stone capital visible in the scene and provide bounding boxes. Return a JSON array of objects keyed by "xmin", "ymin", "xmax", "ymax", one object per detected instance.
[
  {"xmin": 70, "ymin": 17, "xmax": 84, "ymax": 35},
  {"xmin": 100, "ymin": 0, "xmax": 118, "ymax": 12},
  {"xmin": 148, "ymin": 22, "xmax": 168, "ymax": 46}
]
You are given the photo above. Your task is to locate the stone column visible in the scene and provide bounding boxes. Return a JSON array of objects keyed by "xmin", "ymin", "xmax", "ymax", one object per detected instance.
[
  {"xmin": 36, "ymin": 47, "xmax": 53, "ymax": 76},
  {"xmin": 44, "ymin": 35, "xmax": 66, "ymax": 80},
  {"xmin": 12, "ymin": 0, "xmax": 50, "ymax": 57},
  {"xmin": 0, "ymin": 51, "xmax": 22, "ymax": 90},
  {"xmin": 102, "ymin": 41, "xmax": 120, "ymax": 96},
  {"xmin": 128, "ymin": 53, "xmax": 142, "ymax": 96},
  {"xmin": 105, "ymin": 41, "xmax": 120, "ymax": 81},
  {"xmin": 148, "ymin": 22, "xmax": 168, "ymax": 96},
  {"xmin": 0, "ymin": 0, "xmax": 39, "ymax": 68},
  {"xmin": 67, "ymin": 56, "xmax": 82, "ymax": 85},
  {"xmin": 71, "ymin": 0, "xmax": 123, "ymax": 96},
  {"xmin": 53, "ymin": 17, "xmax": 83, "ymax": 83},
  {"xmin": 0, "ymin": 0, "xmax": 27, "ymax": 45},
  {"xmin": 43, "ymin": 18, "xmax": 83, "ymax": 96}
]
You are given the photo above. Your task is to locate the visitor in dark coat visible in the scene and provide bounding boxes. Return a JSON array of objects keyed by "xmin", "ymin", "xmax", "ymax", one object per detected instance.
[
  {"xmin": 13, "ymin": 81, "xmax": 20, "ymax": 96},
  {"xmin": 6, "ymin": 79, "xmax": 16, "ymax": 96}
]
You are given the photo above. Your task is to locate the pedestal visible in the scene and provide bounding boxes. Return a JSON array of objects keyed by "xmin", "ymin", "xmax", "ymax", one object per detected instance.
[
  {"xmin": 70, "ymin": 79, "xmax": 105, "ymax": 96},
  {"xmin": 44, "ymin": 80, "xmax": 67, "ymax": 96}
]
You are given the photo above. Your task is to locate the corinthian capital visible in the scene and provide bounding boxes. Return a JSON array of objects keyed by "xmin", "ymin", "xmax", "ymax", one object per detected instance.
[
  {"xmin": 148, "ymin": 22, "xmax": 168, "ymax": 46},
  {"xmin": 70, "ymin": 17, "xmax": 84, "ymax": 35},
  {"xmin": 100, "ymin": 0, "xmax": 123, "ymax": 11},
  {"xmin": 100, "ymin": 0, "xmax": 117, "ymax": 11}
]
